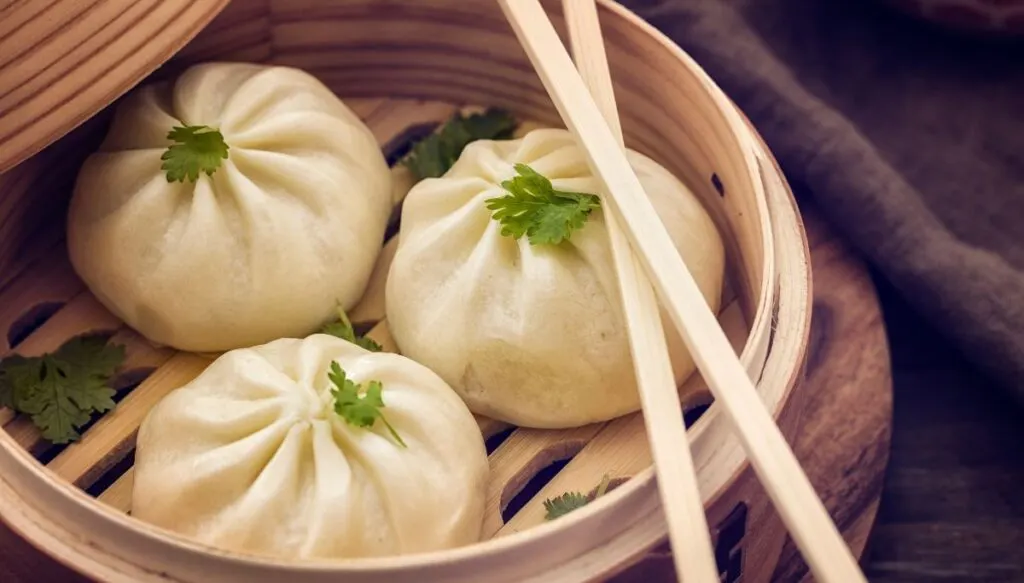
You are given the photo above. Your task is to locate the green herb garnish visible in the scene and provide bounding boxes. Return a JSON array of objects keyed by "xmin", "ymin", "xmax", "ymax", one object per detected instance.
[
  {"xmin": 321, "ymin": 306, "xmax": 381, "ymax": 352},
  {"xmin": 0, "ymin": 336, "xmax": 125, "ymax": 444},
  {"xmin": 485, "ymin": 163, "xmax": 601, "ymax": 246},
  {"xmin": 328, "ymin": 362, "xmax": 406, "ymax": 448},
  {"xmin": 161, "ymin": 124, "xmax": 230, "ymax": 183},
  {"xmin": 542, "ymin": 491, "xmax": 589, "ymax": 520},
  {"xmin": 543, "ymin": 474, "xmax": 612, "ymax": 520},
  {"xmin": 402, "ymin": 109, "xmax": 518, "ymax": 180}
]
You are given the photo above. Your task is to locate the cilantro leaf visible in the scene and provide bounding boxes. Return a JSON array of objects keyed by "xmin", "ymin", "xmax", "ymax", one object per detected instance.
[
  {"xmin": 485, "ymin": 164, "xmax": 601, "ymax": 246},
  {"xmin": 543, "ymin": 491, "xmax": 589, "ymax": 520},
  {"xmin": 328, "ymin": 362, "xmax": 406, "ymax": 448},
  {"xmin": 353, "ymin": 336, "xmax": 383, "ymax": 352},
  {"xmin": 0, "ymin": 336, "xmax": 125, "ymax": 444},
  {"xmin": 160, "ymin": 125, "xmax": 230, "ymax": 183},
  {"xmin": 459, "ymin": 109, "xmax": 519, "ymax": 142},
  {"xmin": 321, "ymin": 306, "xmax": 382, "ymax": 352},
  {"xmin": 402, "ymin": 109, "xmax": 517, "ymax": 181},
  {"xmin": 53, "ymin": 335, "xmax": 124, "ymax": 379},
  {"xmin": 543, "ymin": 474, "xmax": 613, "ymax": 521},
  {"xmin": 0, "ymin": 355, "xmax": 31, "ymax": 410},
  {"xmin": 0, "ymin": 375, "xmax": 11, "ymax": 410},
  {"xmin": 19, "ymin": 360, "xmax": 96, "ymax": 444}
]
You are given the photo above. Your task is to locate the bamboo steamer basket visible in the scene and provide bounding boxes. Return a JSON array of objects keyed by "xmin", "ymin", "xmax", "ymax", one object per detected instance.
[{"xmin": 0, "ymin": 1, "xmax": 812, "ymax": 582}]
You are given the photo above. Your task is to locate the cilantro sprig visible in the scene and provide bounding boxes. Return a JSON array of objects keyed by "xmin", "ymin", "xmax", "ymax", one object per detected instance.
[
  {"xmin": 542, "ymin": 491, "xmax": 589, "ymax": 520},
  {"xmin": 485, "ymin": 164, "xmax": 601, "ymax": 246},
  {"xmin": 402, "ymin": 109, "xmax": 517, "ymax": 180},
  {"xmin": 543, "ymin": 474, "xmax": 612, "ymax": 520},
  {"xmin": 0, "ymin": 336, "xmax": 125, "ymax": 444},
  {"xmin": 328, "ymin": 362, "xmax": 406, "ymax": 448},
  {"xmin": 161, "ymin": 124, "xmax": 230, "ymax": 183},
  {"xmin": 321, "ymin": 306, "xmax": 381, "ymax": 352}
]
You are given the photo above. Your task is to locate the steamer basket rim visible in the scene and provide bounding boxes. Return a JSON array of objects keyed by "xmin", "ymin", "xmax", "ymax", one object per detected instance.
[{"xmin": 0, "ymin": 0, "xmax": 808, "ymax": 580}]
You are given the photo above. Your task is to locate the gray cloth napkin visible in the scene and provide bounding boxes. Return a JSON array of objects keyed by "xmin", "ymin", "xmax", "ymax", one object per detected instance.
[{"xmin": 621, "ymin": 0, "xmax": 1024, "ymax": 404}]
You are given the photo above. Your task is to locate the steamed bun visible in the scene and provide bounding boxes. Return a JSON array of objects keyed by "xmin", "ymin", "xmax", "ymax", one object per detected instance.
[
  {"xmin": 385, "ymin": 128, "xmax": 725, "ymax": 428},
  {"xmin": 132, "ymin": 334, "xmax": 488, "ymax": 559},
  {"xmin": 67, "ymin": 62, "xmax": 392, "ymax": 352}
]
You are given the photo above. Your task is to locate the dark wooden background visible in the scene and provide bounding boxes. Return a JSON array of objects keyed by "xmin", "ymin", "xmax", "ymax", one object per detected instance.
[{"xmin": 862, "ymin": 274, "xmax": 1024, "ymax": 582}]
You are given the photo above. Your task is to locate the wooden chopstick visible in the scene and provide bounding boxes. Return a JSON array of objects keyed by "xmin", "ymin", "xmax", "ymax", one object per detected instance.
[
  {"xmin": 495, "ymin": 2, "xmax": 868, "ymax": 582},
  {"xmin": 560, "ymin": 2, "xmax": 718, "ymax": 581}
]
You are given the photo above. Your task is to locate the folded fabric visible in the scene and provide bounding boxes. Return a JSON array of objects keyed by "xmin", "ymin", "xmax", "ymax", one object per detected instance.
[{"xmin": 623, "ymin": 0, "xmax": 1024, "ymax": 405}]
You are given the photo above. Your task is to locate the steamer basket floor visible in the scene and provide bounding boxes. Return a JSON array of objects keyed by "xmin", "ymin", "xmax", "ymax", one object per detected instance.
[
  {"xmin": 0, "ymin": 97, "xmax": 802, "ymax": 583},
  {"xmin": 0, "ymin": 202, "xmax": 894, "ymax": 583},
  {"xmin": 0, "ymin": 1, "xmax": 816, "ymax": 581}
]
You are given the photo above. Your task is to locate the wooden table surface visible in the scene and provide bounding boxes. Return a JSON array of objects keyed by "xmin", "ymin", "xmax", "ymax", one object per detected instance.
[
  {"xmin": 862, "ymin": 268, "xmax": 1024, "ymax": 581},
  {"xmin": 806, "ymin": 200, "xmax": 1024, "ymax": 582},
  {"xmin": 756, "ymin": 200, "xmax": 1024, "ymax": 582},
  {"xmin": 794, "ymin": 200, "xmax": 1024, "ymax": 583}
]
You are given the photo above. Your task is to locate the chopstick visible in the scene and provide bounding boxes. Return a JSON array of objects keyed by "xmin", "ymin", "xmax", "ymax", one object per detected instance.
[
  {"xmin": 495, "ymin": 2, "xmax": 868, "ymax": 582},
  {"xmin": 560, "ymin": 1, "xmax": 717, "ymax": 581}
]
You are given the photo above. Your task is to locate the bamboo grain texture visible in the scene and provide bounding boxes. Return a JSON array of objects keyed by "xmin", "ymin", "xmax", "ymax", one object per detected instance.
[{"xmin": 0, "ymin": 0, "xmax": 232, "ymax": 173}]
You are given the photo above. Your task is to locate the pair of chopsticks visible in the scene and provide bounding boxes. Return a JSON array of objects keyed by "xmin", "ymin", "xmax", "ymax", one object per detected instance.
[{"xmin": 496, "ymin": 1, "xmax": 868, "ymax": 582}]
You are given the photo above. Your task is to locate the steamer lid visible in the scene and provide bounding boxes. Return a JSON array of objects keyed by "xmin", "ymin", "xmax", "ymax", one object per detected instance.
[{"xmin": 0, "ymin": 0, "xmax": 232, "ymax": 174}]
